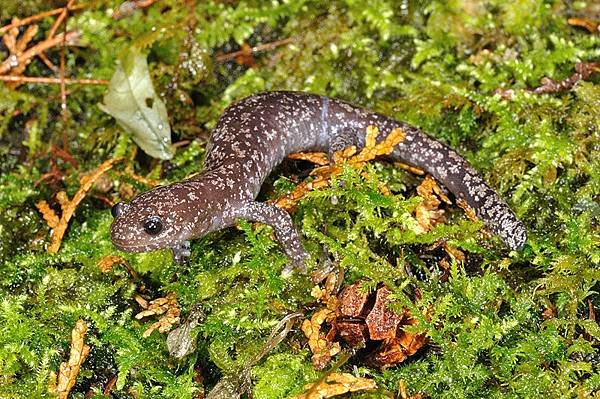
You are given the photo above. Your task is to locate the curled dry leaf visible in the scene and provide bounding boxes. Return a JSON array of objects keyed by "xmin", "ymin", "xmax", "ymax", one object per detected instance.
[
  {"xmin": 336, "ymin": 282, "xmax": 428, "ymax": 368},
  {"xmin": 54, "ymin": 319, "xmax": 90, "ymax": 399},
  {"xmin": 290, "ymin": 372, "xmax": 377, "ymax": 399},
  {"xmin": 135, "ymin": 292, "xmax": 181, "ymax": 338},
  {"xmin": 36, "ymin": 157, "xmax": 123, "ymax": 254},
  {"xmin": 275, "ymin": 126, "xmax": 406, "ymax": 211}
]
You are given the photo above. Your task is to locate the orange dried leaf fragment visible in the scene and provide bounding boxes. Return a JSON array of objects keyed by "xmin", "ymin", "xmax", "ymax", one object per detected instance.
[
  {"xmin": 456, "ymin": 198, "xmax": 478, "ymax": 223},
  {"xmin": 291, "ymin": 372, "xmax": 377, "ymax": 399},
  {"xmin": 287, "ymin": 151, "xmax": 330, "ymax": 166},
  {"xmin": 54, "ymin": 319, "xmax": 91, "ymax": 399},
  {"xmin": 35, "ymin": 200, "xmax": 59, "ymax": 228},
  {"xmin": 302, "ymin": 274, "xmax": 342, "ymax": 369},
  {"xmin": 97, "ymin": 255, "xmax": 128, "ymax": 273},
  {"xmin": 415, "ymin": 175, "xmax": 451, "ymax": 232},
  {"xmin": 36, "ymin": 157, "xmax": 123, "ymax": 254},
  {"xmin": 135, "ymin": 292, "xmax": 181, "ymax": 338},
  {"xmin": 301, "ymin": 309, "xmax": 341, "ymax": 370}
]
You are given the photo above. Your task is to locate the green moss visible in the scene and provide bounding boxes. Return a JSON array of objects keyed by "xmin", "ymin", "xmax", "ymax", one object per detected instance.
[
  {"xmin": 1, "ymin": 0, "xmax": 599, "ymax": 398},
  {"xmin": 252, "ymin": 352, "xmax": 319, "ymax": 399}
]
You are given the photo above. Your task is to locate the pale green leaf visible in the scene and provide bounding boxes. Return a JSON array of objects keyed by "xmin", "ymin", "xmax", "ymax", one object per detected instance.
[{"xmin": 99, "ymin": 49, "xmax": 173, "ymax": 159}]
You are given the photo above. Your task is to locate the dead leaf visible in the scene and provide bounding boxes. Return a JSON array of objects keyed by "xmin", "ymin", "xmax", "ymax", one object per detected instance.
[
  {"xmin": 36, "ymin": 157, "xmax": 123, "ymax": 254},
  {"xmin": 415, "ymin": 175, "xmax": 450, "ymax": 232},
  {"xmin": 135, "ymin": 292, "xmax": 181, "ymax": 337},
  {"xmin": 54, "ymin": 319, "xmax": 90, "ymax": 399},
  {"xmin": 290, "ymin": 372, "xmax": 377, "ymax": 399}
]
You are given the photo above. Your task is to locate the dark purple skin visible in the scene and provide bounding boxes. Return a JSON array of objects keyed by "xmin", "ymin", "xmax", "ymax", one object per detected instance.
[{"xmin": 110, "ymin": 91, "xmax": 526, "ymax": 270}]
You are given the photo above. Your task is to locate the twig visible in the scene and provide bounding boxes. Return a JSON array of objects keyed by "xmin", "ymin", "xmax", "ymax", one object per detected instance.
[
  {"xmin": 215, "ymin": 38, "xmax": 292, "ymax": 62},
  {"xmin": 532, "ymin": 61, "xmax": 600, "ymax": 94},
  {"xmin": 38, "ymin": 52, "xmax": 58, "ymax": 72},
  {"xmin": 0, "ymin": 75, "xmax": 107, "ymax": 85},
  {"xmin": 0, "ymin": 30, "xmax": 80, "ymax": 75},
  {"xmin": 0, "ymin": 4, "xmax": 86, "ymax": 35},
  {"xmin": 59, "ymin": 2, "xmax": 75, "ymax": 150},
  {"xmin": 496, "ymin": 61, "xmax": 600, "ymax": 99},
  {"xmin": 48, "ymin": 0, "xmax": 76, "ymax": 40}
]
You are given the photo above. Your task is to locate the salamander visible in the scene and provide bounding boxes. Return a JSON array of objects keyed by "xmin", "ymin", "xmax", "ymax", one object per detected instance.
[{"xmin": 110, "ymin": 91, "xmax": 527, "ymax": 268}]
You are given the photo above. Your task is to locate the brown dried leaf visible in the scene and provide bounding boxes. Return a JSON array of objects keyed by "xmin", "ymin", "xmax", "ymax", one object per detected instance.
[
  {"xmin": 291, "ymin": 372, "xmax": 377, "ymax": 399},
  {"xmin": 456, "ymin": 198, "xmax": 477, "ymax": 223},
  {"xmin": 364, "ymin": 286, "xmax": 404, "ymax": 341},
  {"xmin": 135, "ymin": 292, "xmax": 181, "ymax": 338},
  {"xmin": 35, "ymin": 200, "xmax": 59, "ymax": 229},
  {"xmin": 55, "ymin": 319, "xmax": 90, "ymax": 399},
  {"xmin": 337, "ymin": 282, "xmax": 428, "ymax": 368},
  {"xmin": 302, "ymin": 275, "xmax": 342, "ymax": 369}
]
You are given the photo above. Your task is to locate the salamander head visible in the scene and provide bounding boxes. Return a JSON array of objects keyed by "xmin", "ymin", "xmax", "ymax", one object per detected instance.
[{"xmin": 110, "ymin": 184, "xmax": 210, "ymax": 259}]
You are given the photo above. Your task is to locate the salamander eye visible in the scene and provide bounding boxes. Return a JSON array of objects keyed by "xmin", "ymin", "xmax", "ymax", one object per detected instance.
[{"xmin": 143, "ymin": 216, "xmax": 163, "ymax": 235}]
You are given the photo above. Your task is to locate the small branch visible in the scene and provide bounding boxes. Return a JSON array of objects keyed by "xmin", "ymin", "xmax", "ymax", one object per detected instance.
[
  {"xmin": 48, "ymin": 5, "xmax": 70, "ymax": 40},
  {"xmin": 532, "ymin": 61, "xmax": 600, "ymax": 94},
  {"xmin": 496, "ymin": 61, "xmax": 600, "ymax": 99},
  {"xmin": 215, "ymin": 38, "xmax": 292, "ymax": 62},
  {"xmin": 38, "ymin": 52, "xmax": 58, "ymax": 72},
  {"xmin": 0, "ymin": 75, "xmax": 108, "ymax": 85},
  {"xmin": 59, "ymin": 4, "xmax": 74, "ymax": 150},
  {"xmin": 0, "ymin": 4, "xmax": 86, "ymax": 35},
  {"xmin": 0, "ymin": 30, "xmax": 80, "ymax": 75}
]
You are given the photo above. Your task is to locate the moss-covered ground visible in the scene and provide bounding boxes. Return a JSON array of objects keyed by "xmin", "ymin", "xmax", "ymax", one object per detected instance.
[{"xmin": 1, "ymin": 1, "xmax": 599, "ymax": 398}]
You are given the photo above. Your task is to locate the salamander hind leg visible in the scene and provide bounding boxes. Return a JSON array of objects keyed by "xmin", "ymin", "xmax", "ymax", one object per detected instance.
[{"xmin": 235, "ymin": 201, "xmax": 310, "ymax": 274}]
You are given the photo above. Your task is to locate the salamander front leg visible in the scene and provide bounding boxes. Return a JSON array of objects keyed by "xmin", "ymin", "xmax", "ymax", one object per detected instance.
[
  {"xmin": 172, "ymin": 240, "xmax": 191, "ymax": 264},
  {"xmin": 236, "ymin": 201, "xmax": 309, "ymax": 274}
]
